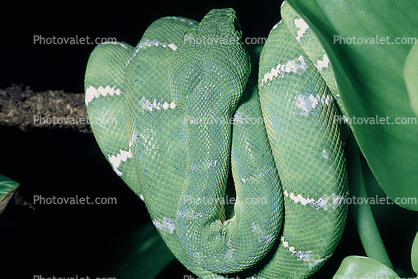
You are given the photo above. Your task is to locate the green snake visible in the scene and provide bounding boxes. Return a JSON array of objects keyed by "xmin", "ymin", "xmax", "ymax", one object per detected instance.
[{"xmin": 84, "ymin": 2, "xmax": 349, "ymax": 278}]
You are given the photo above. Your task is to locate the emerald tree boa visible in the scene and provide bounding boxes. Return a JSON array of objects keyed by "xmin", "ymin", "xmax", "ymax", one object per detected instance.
[{"xmin": 84, "ymin": 2, "xmax": 350, "ymax": 278}]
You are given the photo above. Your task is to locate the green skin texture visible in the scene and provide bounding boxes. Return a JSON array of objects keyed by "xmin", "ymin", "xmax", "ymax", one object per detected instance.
[{"xmin": 85, "ymin": 2, "xmax": 348, "ymax": 278}]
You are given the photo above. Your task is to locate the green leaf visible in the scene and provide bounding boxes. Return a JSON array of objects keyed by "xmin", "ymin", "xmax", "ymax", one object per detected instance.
[
  {"xmin": 345, "ymin": 134, "xmax": 393, "ymax": 268},
  {"xmin": 412, "ymin": 231, "xmax": 418, "ymax": 275},
  {"xmin": 0, "ymin": 174, "xmax": 19, "ymax": 214},
  {"xmin": 404, "ymin": 43, "xmax": 418, "ymax": 117},
  {"xmin": 0, "ymin": 174, "xmax": 19, "ymax": 199},
  {"xmin": 287, "ymin": 0, "xmax": 418, "ymax": 210},
  {"xmin": 333, "ymin": 256, "xmax": 399, "ymax": 278}
]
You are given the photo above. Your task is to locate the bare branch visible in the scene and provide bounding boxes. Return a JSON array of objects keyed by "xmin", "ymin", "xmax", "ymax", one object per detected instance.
[{"xmin": 0, "ymin": 85, "xmax": 91, "ymax": 133}]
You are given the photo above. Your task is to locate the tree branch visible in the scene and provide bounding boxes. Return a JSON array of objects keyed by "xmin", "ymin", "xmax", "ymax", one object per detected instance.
[{"xmin": 0, "ymin": 85, "xmax": 91, "ymax": 133}]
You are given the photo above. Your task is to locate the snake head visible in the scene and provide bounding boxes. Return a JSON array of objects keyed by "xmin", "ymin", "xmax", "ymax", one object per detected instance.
[{"xmin": 169, "ymin": 8, "xmax": 251, "ymax": 118}]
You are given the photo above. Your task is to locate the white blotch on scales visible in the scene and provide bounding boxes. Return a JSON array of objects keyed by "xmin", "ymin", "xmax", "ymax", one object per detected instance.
[
  {"xmin": 108, "ymin": 132, "xmax": 135, "ymax": 176},
  {"xmin": 294, "ymin": 17, "xmax": 309, "ymax": 41},
  {"xmin": 85, "ymin": 85, "xmax": 122, "ymax": 105},
  {"xmin": 295, "ymin": 94, "xmax": 332, "ymax": 116},
  {"xmin": 261, "ymin": 55, "xmax": 307, "ymax": 84},
  {"xmin": 126, "ymin": 39, "xmax": 177, "ymax": 66}
]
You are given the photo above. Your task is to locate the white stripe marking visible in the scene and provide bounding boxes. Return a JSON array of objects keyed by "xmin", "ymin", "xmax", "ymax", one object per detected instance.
[
  {"xmin": 262, "ymin": 55, "xmax": 307, "ymax": 84},
  {"xmin": 108, "ymin": 132, "xmax": 135, "ymax": 176},
  {"xmin": 281, "ymin": 236, "xmax": 327, "ymax": 269},
  {"xmin": 310, "ymin": 194, "xmax": 330, "ymax": 210},
  {"xmin": 153, "ymin": 217, "xmax": 175, "ymax": 233},
  {"xmin": 85, "ymin": 85, "xmax": 122, "ymax": 106},
  {"xmin": 108, "ymin": 150, "xmax": 132, "ymax": 176},
  {"xmin": 141, "ymin": 97, "xmax": 177, "ymax": 112},
  {"xmin": 233, "ymin": 113, "xmax": 245, "ymax": 123},
  {"xmin": 272, "ymin": 22, "xmax": 280, "ymax": 30},
  {"xmin": 295, "ymin": 94, "xmax": 332, "ymax": 116},
  {"xmin": 126, "ymin": 39, "xmax": 177, "ymax": 66},
  {"xmin": 162, "ymin": 16, "xmax": 195, "ymax": 26},
  {"xmin": 100, "ymin": 41, "xmax": 129, "ymax": 49},
  {"xmin": 282, "ymin": 236, "xmax": 312, "ymax": 260},
  {"xmin": 251, "ymin": 222, "xmax": 260, "ymax": 232},
  {"xmin": 283, "ymin": 190, "xmax": 346, "ymax": 210},
  {"xmin": 225, "ymin": 247, "xmax": 235, "ymax": 259},
  {"xmin": 315, "ymin": 54, "xmax": 330, "ymax": 72},
  {"xmin": 284, "ymin": 190, "xmax": 314, "ymax": 205},
  {"xmin": 294, "ymin": 17, "xmax": 309, "ymax": 41},
  {"xmin": 207, "ymin": 160, "xmax": 218, "ymax": 168}
]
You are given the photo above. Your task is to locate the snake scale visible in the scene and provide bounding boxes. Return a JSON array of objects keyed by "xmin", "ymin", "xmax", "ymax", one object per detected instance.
[{"xmin": 85, "ymin": 2, "xmax": 350, "ymax": 278}]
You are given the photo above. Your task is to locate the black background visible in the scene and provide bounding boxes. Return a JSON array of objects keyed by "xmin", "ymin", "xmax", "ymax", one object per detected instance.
[
  {"xmin": 1, "ymin": 0, "xmax": 281, "ymax": 93},
  {"xmin": 0, "ymin": 0, "xmax": 416, "ymax": 278}
]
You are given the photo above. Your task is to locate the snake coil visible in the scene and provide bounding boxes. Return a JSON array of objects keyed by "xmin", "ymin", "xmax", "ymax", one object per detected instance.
[{"xmin": 85, "ymin": 2, "xmax": 349, "ymax": 278}]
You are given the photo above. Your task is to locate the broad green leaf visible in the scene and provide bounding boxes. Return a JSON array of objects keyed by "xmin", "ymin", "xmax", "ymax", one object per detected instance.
[
  {"xmin": 333, "ymin": 256, "xmax": 399, "ymax": 278},
  {"xmin": 404, "ymin": 43, "xmax": 418, "ymax": 117},
  {"xmin": 412, "ymin": 231, "xmax": 418, "ymax": 275},
  {"xmin": 0, "ymin": 174, "xmax": 19, "ymax": 199},
  {"xmin": 287, "ymin": 0, "xmax": 418, "ymax": 210},
  {"xmin": 0, "ymin": 174, "xmax": 19, "ymax": 214}
]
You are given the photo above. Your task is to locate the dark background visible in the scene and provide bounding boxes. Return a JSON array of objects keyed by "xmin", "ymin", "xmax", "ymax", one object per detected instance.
[
  {"xmin": 0, "ymin": 0, "xmax": 416, "ymax": 278},
  {"xmin": 1, "ymin": 0, "xmax": 281, "ymax": 93}
]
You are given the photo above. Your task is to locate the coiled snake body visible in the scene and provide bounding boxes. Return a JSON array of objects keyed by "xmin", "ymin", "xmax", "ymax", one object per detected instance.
[{"xmin": 85, "ymin": 2, "xmax": 349, "ymax": 278}]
